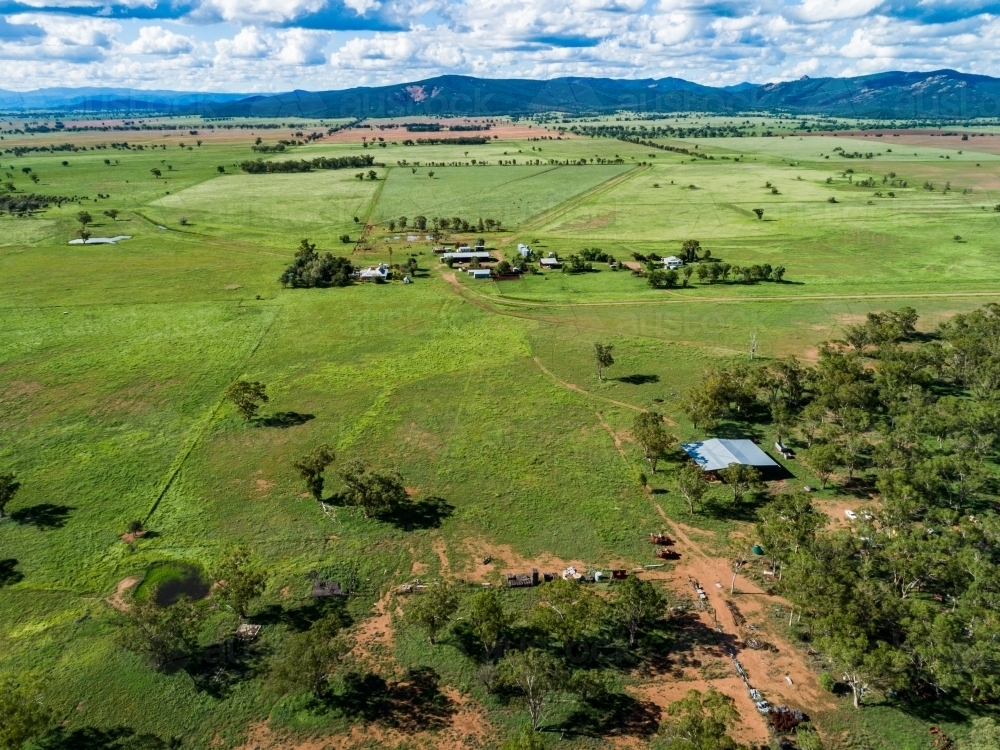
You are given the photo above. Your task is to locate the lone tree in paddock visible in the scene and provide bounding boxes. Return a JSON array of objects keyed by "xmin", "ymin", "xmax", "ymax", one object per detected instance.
[
  {"xmin": 593, "ymin": 342, "xmax": 615, "ymax": 381},
  {"xmin": 103, "ymin": 209, "xmax": 119, "ymax": 221},
  {"xmin": 223, "ymin": 380, "xmax": 268, "ymax": 421},
  {"xmin": 753, "ymin": 208, "xmax": 764, "ymax": 220},
  {"xmin": 632, "ymin": 411, "xmax": 675, "ymax": 473},
  {"xmin": 339, "ymin": 460, "xmax": 409, "ymax": 518},
  {"xmin": 293, "ymin": 444, "xmax": 336, "ymax": 502},
  {"xmin": 677, "ymin": 463, "xmax": 707, "ymax": 515},
  {"xmin": 77, "ymin": 211, "xmax": 92, "ymax": 229},
  {"xmin": 0, "ymin": 473, "xmax": 21, "ymax": 518}
]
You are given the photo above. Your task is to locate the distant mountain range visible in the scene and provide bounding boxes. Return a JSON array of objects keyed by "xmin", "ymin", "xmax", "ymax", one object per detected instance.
[
  {"xmin": 3, "ymin": 70, "xmax": 998, "ymax": 120},
  {"xmin": 0, "ymin": 87, "xmax": 249, "ymax": 112}
]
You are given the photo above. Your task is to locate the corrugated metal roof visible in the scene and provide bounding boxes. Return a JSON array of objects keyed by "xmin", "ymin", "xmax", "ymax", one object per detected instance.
[
  {"xmin": 681, "ymin": 439, "xmax": 779, "ymax": 471},
  {"xmin": 441, "ymin": 251, "xmax": 493, "ymax": 259}
]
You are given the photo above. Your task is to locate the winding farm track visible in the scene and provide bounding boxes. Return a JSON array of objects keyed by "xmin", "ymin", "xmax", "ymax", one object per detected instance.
[{"xmin": 532, "ymin": 356, "xmax": 679, "ymax": 425}]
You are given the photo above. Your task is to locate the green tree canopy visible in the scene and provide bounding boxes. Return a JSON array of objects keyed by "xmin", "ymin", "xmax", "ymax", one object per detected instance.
[
  {"xmin": 531, "ymin": 578, "xmax": 604, "ymax": 644},
  {"xmin": 0, "ymin": 674, "xmax": 53, "ymax": 750},
  {"xmin": 593, "ymin": 342, "xmax": 614, "ymax": 381},
  {"xmin": 117, "ymin": 596, "xmax": 203, "ymax": 669},
  {"xmin": 469, "ymin": 589, "xmax": 512, "ymax": 657},
  {"xmin": 340, "ymin": 460, "xmax": 409, "ymax": 518},
  {"xmin": 632, "ymin": 411, "xmax": 674, "ymax": 473},
  {"xmin": 499, "ymin": 648, "xmax": 566, "ymax": 731},
  {"xmin": 223, "ymin": 380, "xmax": 268, "ymax": 421},
  {"xmin": 406, "ymin": 582, "xmax": 459, "ymax": 644},
  {"xmin": 717, "ymin": 463, "xmax": 764, "ymax": 505},
  {"xmin": 214, "ymin": 548, "xmax": 267, "ymax": 619},
  {"xmin": 293, "ymin": 444, "xmax": 335, "ymax": 502},
  {"xmin": 270, "ymin": 614, "xmax": 350, "ymax": 698},
  {"xmin": 677, "ymin": 463, "xmax": 707, "ymax": 515},
  {"xmin": 659, "ymin": 688, "xmax": 744, "ymax": 750},
  {"xmin": 613, "ymin": 575, "xmax": 665, "ymax": 647}
]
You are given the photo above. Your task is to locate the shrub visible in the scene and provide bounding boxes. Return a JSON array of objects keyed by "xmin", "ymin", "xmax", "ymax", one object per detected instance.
[{"xmin": 818, "ymin": 672, "xmax": 837, "ymax": 693}]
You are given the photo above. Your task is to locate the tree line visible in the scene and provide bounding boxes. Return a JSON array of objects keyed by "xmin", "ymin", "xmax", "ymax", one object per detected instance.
[
  {"xmin": 402, "ymin": 136, "xmax": 492, "ymax": 145},
  {"xmin": 0, "ymin": 193, "xmax": 80, "ymax": 216},
  {"xmin": 239, "ymin": 154, "xmax": 377, "ymax": 174}
]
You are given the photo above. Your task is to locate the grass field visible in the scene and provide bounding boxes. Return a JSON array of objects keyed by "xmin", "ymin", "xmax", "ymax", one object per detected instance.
[{"xmin": 1, "ymin": 115, "xmax": 999, "ymax": 750}]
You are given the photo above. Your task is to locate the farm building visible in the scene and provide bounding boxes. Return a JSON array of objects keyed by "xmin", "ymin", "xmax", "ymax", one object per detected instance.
[
  {"xmin": 681, "ymin": 438, "xmax": 778, "ymax": 472},
  {"xmin": 518, "ymin": 243, "xmax": 532, "ymax": 258},
  {"xmin": 663, "ymin": 256, "xmax": 684, "ymax": 269},
  {"xmin": 357, "ymin": 263, "xmax": 390, "ymax": 281},
  {"xmin": 442, "ymin": 251, "xmax": 494, "ymax": 263},
  {"xmin": 539, "ymin": 257, "xmax": 561, "ymax": 268},
  {"xmin": 468, "ymin": 268, "xmax": 492, "ymax": 279}
]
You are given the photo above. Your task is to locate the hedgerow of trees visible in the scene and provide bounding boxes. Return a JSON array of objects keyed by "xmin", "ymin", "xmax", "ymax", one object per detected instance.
[{"xmin": 240, "ymin": 154, "xmax": 376, "ymax": 174}]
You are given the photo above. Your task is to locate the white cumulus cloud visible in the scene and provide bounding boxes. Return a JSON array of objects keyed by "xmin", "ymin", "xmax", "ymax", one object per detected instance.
[
  {"xmin": 215, "ymin": 26, "xmax": 272, "ymax": 59},
  {"xmin": 127, "ymin": 25, "xmax": 195, "ymax": 56}
]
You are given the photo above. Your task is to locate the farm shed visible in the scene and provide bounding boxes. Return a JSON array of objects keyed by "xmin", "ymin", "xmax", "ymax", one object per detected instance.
[
  {"xmin": 441, "ymin": 251, "xmax": 494, "ymax": 262},
  {"xmin": 662, "ymin": 256, "xmax": 684, "ymax": 269},
  {"xmin": 681, "ymin": 438, "xmax": 779, "ymax": 472},
  {"xmin": 468, "ymin": 268, "xmax": 492, "ymax": 279},
  {"xmin": 539, "ymin": 257, "xmax": 561, "ymax": 268}
]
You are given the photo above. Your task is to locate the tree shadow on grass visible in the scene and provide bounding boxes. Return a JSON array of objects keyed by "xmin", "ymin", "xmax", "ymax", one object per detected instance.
[
  {"xmin": 254, "ymin": 596, "xmax": 352, "ymax": 633},
  {"xmin": 380, "ymin": 496, "xmax": 455, "ymax": 531},
  {"xmin": 559, "ymin": 693, "xmax": 662, "ymax": 739},
  {"xmin": 710, "ymin": 422, "xmax": 765, "ymax": 441},
  {"xmin": 616, "ymin": 374, "xmax": 660, "ymax": 385},
  {"xmin": 258, "ymin": 411, "xmax": 315, "ymax": 428},
  {"xmin": 182, "ymin": 638, "xmax": 271, "ymax": 699},
  {"xmin": 664, "ymin": 611, "xmax": 734, "ymax": 660},
  {"xmin": 892, "ymin": 691, "xmax": 994, "ymax": 725},
  {"xmin": 0, "ymin": 559, "xmax": 23, "ymax": 587},
  {"xmin": 40, "ymin": 727, "xmax": 179, "ymax": 750},
  {"xmin": 702, "ymin": 493, "xmax": 770, "ymax": 522},
  {"xmin": 10, "ymin": 503, "xmax": 74, "ymax": 529},
  {"xmin": 839, "ymin": 475, "xmax": 878, "ymax": 499},
  {"xmin": 326, "ymin": 667, "xmax": 456, "ymax": 732}
]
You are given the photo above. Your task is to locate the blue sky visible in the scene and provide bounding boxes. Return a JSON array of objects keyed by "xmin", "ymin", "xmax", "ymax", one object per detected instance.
[{"xmin": 1, "ymin": 1, "xmax": 999, "ymax": 91}]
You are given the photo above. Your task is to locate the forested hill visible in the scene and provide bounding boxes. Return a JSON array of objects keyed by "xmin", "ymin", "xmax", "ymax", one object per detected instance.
[
  {"xmin": 177, "ymin": 70, "xmax": 1000, "ymax": 120},
  {"xmin": 8, "ymin": 69, "xmax": 1000, "ymax": 119}
]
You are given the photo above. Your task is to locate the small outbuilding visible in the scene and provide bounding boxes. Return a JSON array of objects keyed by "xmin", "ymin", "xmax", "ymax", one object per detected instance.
[
  {"xmin": 311, "ymin": 580, "xmax": 347, "ymax": 598},
  {"xmin": 681, "ymin": 438, "xmax": 779, "ymax": 472},
  {"xmin": 468, "ymin": 268, "xmax": 492, "ymax": 279},
  {"xmin": 663, "ymin": 256, "xmax": 684, "ymax": 269}
]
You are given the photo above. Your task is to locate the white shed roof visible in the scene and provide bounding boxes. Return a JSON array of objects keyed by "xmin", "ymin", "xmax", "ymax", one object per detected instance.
[
  {"xmin": 442, "ymin": 251, "xmax": 493, "ymax": 260},
  {"xmin": 681, "ymin": 439, "xmax": 778, "ymax": 472}
]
